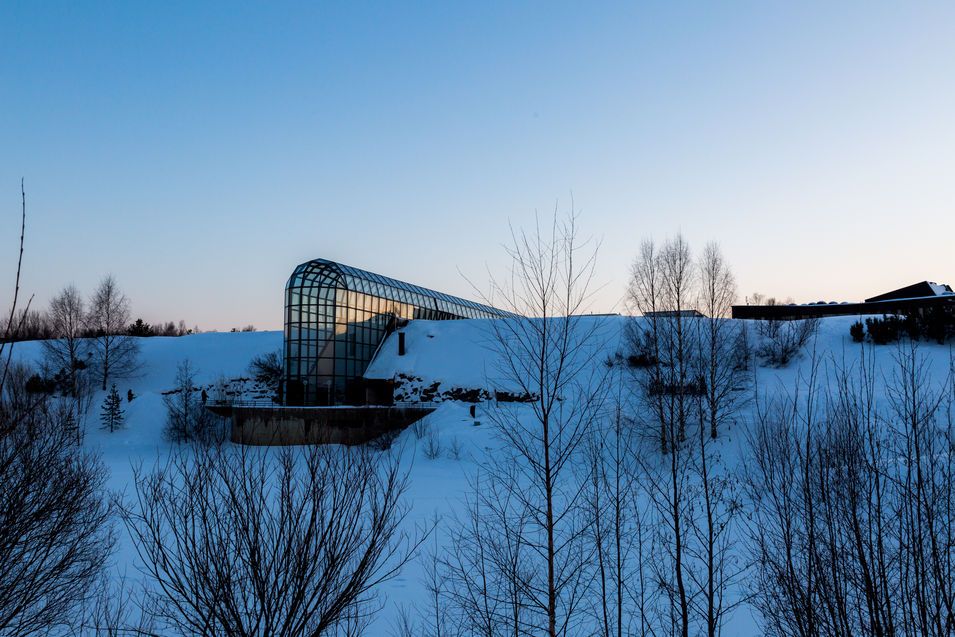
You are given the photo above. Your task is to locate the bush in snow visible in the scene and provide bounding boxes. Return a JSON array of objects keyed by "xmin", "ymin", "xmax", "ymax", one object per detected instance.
[
  {"xmin": 865, "ymin": 315, "xmax": 907, "ymax": 345},
  {"xmin": 447, "ymin": 436, "xmax": 463, "ymax": 460},
  {"xmin": 411, "ymin": 416, "xmax": 430, "ymax": 440},
  {"xmin": 423, "ymin": 428, "xmax": 442, "ymax": 460},
  {"xmin": 119, "ymin": 443, "xmax": 417, "ymax": 636},
  {"xmin": 755, "ymin": 317, "xmax": 819, "ymax": 367}
]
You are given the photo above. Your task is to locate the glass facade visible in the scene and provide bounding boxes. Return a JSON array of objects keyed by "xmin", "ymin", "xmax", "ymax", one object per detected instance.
[{"xmin": 284, "ymin": 259, "xmax": 509, "ymax": 405}]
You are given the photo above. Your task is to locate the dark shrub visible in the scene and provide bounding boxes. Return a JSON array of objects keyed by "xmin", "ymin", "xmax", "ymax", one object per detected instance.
[
  {"xmin": 249, "ymin": 350, "xmax": 283, "ymax": 386},
  {"xmin": 128, "ymin": 318, "xmax": 154, "ymax": 337},
  {"xmin": 849, "ymin": 321, "xmax": 865, "ymax": 343},
  {"xmin": 865, "ymin": 316, "xmax": 903, "ymax": 345},
  {"xmin": 24, "ymin": 373, "xmax": 55, "ymax": 394}
]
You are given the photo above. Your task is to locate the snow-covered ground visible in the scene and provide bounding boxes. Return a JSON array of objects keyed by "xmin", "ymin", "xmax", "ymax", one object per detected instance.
[{"xmin": 6, "ymin": 317, "xmax": 954, "ymax": 635}]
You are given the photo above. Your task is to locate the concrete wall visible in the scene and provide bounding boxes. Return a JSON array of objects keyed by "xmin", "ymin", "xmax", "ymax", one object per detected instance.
[{"xmin": 229, "ymin": 405, "xmax": 433, "ymax": 446}]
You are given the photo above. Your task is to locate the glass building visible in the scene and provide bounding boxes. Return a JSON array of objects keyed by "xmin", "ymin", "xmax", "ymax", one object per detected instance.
[{"xmin": 284, "ymin": 258, "xmax": 509, "ymax": 405}]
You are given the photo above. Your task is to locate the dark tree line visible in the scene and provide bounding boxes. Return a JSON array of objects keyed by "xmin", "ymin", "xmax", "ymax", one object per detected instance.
[{"xmin": 3, "ymin": 309, "xmax": 195, "ymax": 343}]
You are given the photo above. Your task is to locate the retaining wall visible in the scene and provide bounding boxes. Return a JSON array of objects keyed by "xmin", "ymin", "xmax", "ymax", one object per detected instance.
[{"xmin": 227, "ymin": 405, "xmax": 434, "ymax": 446}]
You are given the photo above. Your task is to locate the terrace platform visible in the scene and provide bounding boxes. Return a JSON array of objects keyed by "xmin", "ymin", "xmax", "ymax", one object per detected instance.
[{"xmin": 208, "ymin": 401, "xmax": 435, "ymax": 446}]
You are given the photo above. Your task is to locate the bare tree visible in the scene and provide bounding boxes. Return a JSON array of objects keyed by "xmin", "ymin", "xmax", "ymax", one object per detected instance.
[
  {"xmin": 87, "ymin": 274, "xmax": 139, "ymax": 390},
  {"xmin": 584, "ymin": 371, "xmax": 650, "ymax": 637},
  {"xmin": 689, "ymin": 244, "xmax": 749, "ymax": 637},
  {"xmin": 249, "ymin": 348, "xmax": 284, "ymax": 389},
  {"xmin": 41, "ymin": 284, "xmax": 96, "ymax": 440},
  {"xmin": 888, "ymin": 343, "xmax": 955, "ymax": 637},
  {"xmin": 628, "ymin": 235, "xmax": 699, "ymax": 637},
  {"xmin": 1, "ymin": 307, "xmax": 53, "ymax": 342},
  {"xmin": 628, "ymin": 235, "xmax": 751, "ymax": 636},
  {"xmin": 745, "ymin": 362, "xmax": 824, "ymax": 637},
  {"xmin": 0, "ymin": 182, "xmax": 114, "ymax": 635},
  {"xmin": 0, "ymin": 180, "xmax": 29, "ymax": 402},
  {"xmin": 0, "ymin": 408, "xmax": 114, "ymax": 635},
  {"xmin": 627, "ymin": 239, "xmax": 668, "ymax": 451},
  {"xmin": 743, "ymin": 345, "xmax": 951, "ymax": 637},
  {"xmin": 628, "ymin": 234, "xmax": 699, "ymax": 449},
  {"xmin": 476, "ymin": 210, "xmax": 605, "ymax": 637},
  {"xmin": 76, "ymin": 573, "xmax": 157, "ymax": 637},
  {"xmin": 442, "ymin": 468, "xmax": 535, "ymax": 636},
  {"xmin": 42, "ymin": 285, "xmax": 89, "ymax": 394},
  {"xmin": 697, "ymin": 242, "xmax": 748, "ymax": 439},
  {"xmin": 163, "ymin": 359, "xmax": 219, "ymax": 443},
  {"xmin": 687, "ymin": 400, "xmax": 747, "ymax": 637},
  {"xmin": 119, "ymin": 442, "xmax": 419, "ymax": 636},
  {"xmin": 446, "ymin": 210, "xmax": 605, "ymax": 636},
  {"xmin": 412, "ymin": 523, "xmax": 462, "ymax": 637}
]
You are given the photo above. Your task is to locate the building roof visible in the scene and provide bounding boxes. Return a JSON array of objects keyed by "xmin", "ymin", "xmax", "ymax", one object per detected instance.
[
  {"xmin": 287, "ymin": 258, "xmax": 511, "ymax": 319},
  {"xmin": 865, "ymin": 281, "xmax": 954, "ymax": 303},
  {"xmin": 643, "ymin": 309, "xmax": 706, "ymax": 318}
]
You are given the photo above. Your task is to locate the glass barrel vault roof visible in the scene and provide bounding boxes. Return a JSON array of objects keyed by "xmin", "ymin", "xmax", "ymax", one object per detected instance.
[{"xmin": 286, "ymin": 258, "xmax": 510, "ymax": 318}]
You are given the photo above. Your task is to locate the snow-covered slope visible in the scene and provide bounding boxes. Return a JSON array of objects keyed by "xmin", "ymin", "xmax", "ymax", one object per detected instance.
[
  {"xmin": 365, "ymin": 315, "xmax": 630, "ymax": 398},
  {"xmin": 6, "ymin": 318, "xmax": 954, "ymax": 635},
  {"xmin": 368, "ymin": 314, "xmax": 953, "ymax": 405},
  {"xmin": 8, "ymin": 331, "xmax": 283, "ymax": 456}
]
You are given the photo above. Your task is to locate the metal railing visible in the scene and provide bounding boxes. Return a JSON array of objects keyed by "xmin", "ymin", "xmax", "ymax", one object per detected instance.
[{"xmin": 209, "ymin": 399, "xmax": 441, "ymax": 410}]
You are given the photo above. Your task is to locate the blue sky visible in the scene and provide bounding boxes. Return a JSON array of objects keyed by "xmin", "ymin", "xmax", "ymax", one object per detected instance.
[{"xmin": 2, "ymin": 2, "xmax": 954, "ymax": 329}]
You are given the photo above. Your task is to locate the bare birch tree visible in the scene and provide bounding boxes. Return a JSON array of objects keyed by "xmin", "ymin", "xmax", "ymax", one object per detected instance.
[
  {"xmin": 584, "ymin": 368, "xmax": 651, "ymax": 637},
  {"xmin": 628, "ymin": 235, "xmax": 699, "ymax": 637},
  {"xmin": 697, "ymin": 242, "xmax": 748, "ymax": 440},
  {"xmin": 447, "ymin": 210, "xmax": 606, "ymax": 636},
  {"xmin": 87, "ymin": 274, "xmax": 139, "ymax": 390},
  {"xmin": 686, "ymin": 243, "xmax": 750, "ymax": 637},
  {"xmin": 628, "ymin": 235, "xmax": 752, "ymax": 636},
  {"xmin": 42, "ymin": 284, "xmax": 89, "ymax": 394}
]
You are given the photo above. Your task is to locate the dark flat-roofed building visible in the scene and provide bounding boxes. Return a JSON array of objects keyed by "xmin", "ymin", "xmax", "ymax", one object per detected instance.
[
  {"xmin": 732, "ymin": 280, "xmax": 955, "ymax": 321},
  {"xmin": 643, "ymin": 309, "xmax": 706, "ymax": 319}
]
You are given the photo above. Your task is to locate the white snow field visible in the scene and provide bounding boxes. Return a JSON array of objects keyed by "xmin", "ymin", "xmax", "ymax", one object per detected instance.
[{"xmin": 6, "ymin": 316, "xmax": 954, "ymax": 635}]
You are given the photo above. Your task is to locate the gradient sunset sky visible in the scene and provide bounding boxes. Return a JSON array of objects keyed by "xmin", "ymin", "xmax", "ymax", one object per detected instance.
[{"xmin": 2, "ymin": 2, "xmax": 953, "ymax": 330}]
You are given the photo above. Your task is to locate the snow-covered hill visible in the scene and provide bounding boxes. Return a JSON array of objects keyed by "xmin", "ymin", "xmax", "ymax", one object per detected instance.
[{"xmin": 6, "ymin": 317, "xmax": 954, "ymax": 635}]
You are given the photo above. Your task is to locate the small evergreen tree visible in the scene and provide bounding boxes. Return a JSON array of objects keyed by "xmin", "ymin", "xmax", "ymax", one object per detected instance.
[
  {"xmin": 100, "ymin": 383, "xmax": 124, "ymax": 432},
  {"xmin": 63, "ymin": 408, "xmax": 77, "ymax": 436},
  {"xmin": 849, "ymin": 320, "xmax": 865, "ymax": 343},
  {"xmin": 129, "ymin": 318, "xmax": 154, "ymax": 337}
]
